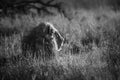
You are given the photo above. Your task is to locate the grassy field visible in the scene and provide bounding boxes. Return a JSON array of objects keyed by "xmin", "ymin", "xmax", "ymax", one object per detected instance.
[{"xmin": 0, "ymin": 7, "xmax": 120, "ymax": 80}]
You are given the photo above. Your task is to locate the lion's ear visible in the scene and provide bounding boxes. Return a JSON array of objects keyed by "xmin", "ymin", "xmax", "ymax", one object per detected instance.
[{"xmin": 53, "ymin": 31, "xmax": 64, "ymax": 51}]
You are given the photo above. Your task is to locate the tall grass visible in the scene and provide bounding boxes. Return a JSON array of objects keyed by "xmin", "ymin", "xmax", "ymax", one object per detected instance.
[{"xmin": 0, "ymin": 8, "xmax": 120, "ymax": 80}]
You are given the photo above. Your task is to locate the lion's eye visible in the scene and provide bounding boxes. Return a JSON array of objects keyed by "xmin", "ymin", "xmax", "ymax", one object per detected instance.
[
  {"xmin": 46, "ymin": 26, "xmax": 53, "ymax": 35},
  {"xmin": 45, "ymin": 33, "xmax": 54, "ymax": 40}
]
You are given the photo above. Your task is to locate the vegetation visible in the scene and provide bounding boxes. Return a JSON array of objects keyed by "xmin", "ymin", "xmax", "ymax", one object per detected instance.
[{"xmin": 0, "ymin": 0, "xmax": 120, "ymax": 80}]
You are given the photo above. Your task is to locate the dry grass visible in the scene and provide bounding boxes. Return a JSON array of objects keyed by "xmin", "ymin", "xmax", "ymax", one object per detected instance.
[{"xmin": 0, "ymin": 8, "xmax": 120, "ymax": 80}]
